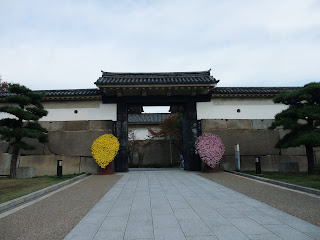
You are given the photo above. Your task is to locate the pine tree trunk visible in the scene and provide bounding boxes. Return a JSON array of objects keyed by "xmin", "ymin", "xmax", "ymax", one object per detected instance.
[
  {"xmin": 10, "ymin": 147, "xmax": 20, "ymax": 178},
  {"xmin": 305, "ymin": 144, "xmax": 315, "ymax": 174}
]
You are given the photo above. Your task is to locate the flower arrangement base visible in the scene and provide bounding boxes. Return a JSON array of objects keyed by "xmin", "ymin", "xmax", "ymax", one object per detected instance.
[
  {"xmin": 203, "ymin": 163, "xmax": 219, "ymax": 173},
  {"xmin": 99, "ymin": 161, "xmax": 114, "ymax": 175}
]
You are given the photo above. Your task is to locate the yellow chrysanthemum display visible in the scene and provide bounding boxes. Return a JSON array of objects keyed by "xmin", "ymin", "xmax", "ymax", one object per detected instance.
[{"xmin": 91, "ymin": 134, "xmax": 120, "ymax": 168}]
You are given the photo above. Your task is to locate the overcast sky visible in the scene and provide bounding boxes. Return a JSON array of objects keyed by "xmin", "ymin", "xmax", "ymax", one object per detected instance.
[{"xmin": 0, "ymin": 0, "xmax": 319, "ymax": 91}]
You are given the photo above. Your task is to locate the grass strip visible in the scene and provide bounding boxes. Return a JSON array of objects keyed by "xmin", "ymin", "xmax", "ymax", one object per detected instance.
[
  {"xmin": 241, "ymin": 171, "xmax": 320, "ymax": 190},
  {"xmin": 0, "ymin": 174, "xmax": 82, "ymax": 204}
]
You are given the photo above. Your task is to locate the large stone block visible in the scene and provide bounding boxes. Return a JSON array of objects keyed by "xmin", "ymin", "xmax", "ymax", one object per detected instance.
[
  {"xmin": 80, "ymin": 157, "xmax": 99, "ymax": 174},
  {"xmin": 220, "ymin": 155, "xmax": 256, "ymax": 171},
  {"xmin": 58, "ymin": 155, "xmax": 81, "ymax": 175},
  {"xmin": 89, "ymin": 120, "xmax": 113, "ymax": 130},
  {"xmin": 260, "ymin": 155, "xmax": 279, "ymax": 172},
  {"xmin": 205, "ymin": 129, "xmax": 279, "ymax": 156},
  {"xmin": 19, "ymin": 138, "xmax": 45, "ymax": 155},
  {"xmin": 274, "ymin": 156, "xmax": 308, "ymax": 172},
  {"xmin": 47, "ymin": 130, "xmax": 111, "ymax": 156},
  {"xmin": 220, "ymin": 155, "xmax": 252, "ymax": 171},
  {"xmin": 39, "ymin": 121, "xmax": 64, "ymax": 131},
  {"xmin": 0, "ymin": 153, "xmax": 11, "ymax": 175},
  {"xmin": 43, "ymin": 144, "xmax": 53, "ymax": 155},
  {"xmin": 19, "ymin": 155, "xmax": 81, "ymax": 176},
  {"xmin": 63, "ymin": 121, "xmax": 89, "ymax": 131},
  {"xmin": 16, "ymin": 167, "xmax": 36, "ymax": 178},
  {"xmin": 279, "ymin": 162, "xmax": 299, "ymax": 173},
  {"xmin": 0, "ymin": 141, "xmax": 9, "ymax": 153},
  {"xmin": 281, "ymin": 146, "xmax": 306, "ymax": 156},
  {"xmin": 226, "ymin": 120, "xmax": 253, "ymax": 130},
  {"xmin": 201, "ymin": 119, "xmax": 227, "ymax": 131},
  {"xmin": 278, "ymin": 130, "xmax": 306, "ymax": 155},
  {"xmin": 220, "ymin": 155, "xmax": 294, "ymax": 172},
  {"xmin": 19, "ymin": 155, "xmax": 56, "ymax": 176},
  {"xmin": 252, "ymin": 119, "xmax": 273, "ymax": 130}
]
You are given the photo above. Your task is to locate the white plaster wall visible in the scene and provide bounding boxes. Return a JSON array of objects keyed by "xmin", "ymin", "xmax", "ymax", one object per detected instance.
[
  {"xmin": 129, "ymin": 126, "xmax": 161, "ymax": 140},
  {"xmin": 131, "ymin": 129, "xmax": 150, "ymax": 140},
  {"xmin": 197, "ymin": 98, "xmax": 287, "ymax": 120},
  {"xmin": 42, "ymin": 101, "xmax": 117, "ymax": 121},
  {"xmin": 0, "ymin": 101, "xmax": 117, "ymax": 121}
]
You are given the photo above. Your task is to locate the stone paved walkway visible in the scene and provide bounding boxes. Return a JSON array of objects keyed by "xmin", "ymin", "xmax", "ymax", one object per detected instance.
[{"xmin": 64, "ymin": 170, "xmax": 320, "ymax": 240}]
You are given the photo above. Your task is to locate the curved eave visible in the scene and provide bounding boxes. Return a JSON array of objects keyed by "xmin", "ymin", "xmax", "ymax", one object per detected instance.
[
  {"xmin": 97, "ymin": 83, "xmax": 217, "ymax": 88},
  {"xmin": 43, "ymin": 95, "xmax": 102, "ymax": 101},
  {"xmin": 211, "ymin": 93, "xmax": 279, "ymax": 98}
]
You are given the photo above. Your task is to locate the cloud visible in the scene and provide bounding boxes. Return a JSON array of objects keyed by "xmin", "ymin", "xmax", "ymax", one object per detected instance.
[{"xmin": 0, "ymin": 0, "xmax": 319, "ymax": 90}]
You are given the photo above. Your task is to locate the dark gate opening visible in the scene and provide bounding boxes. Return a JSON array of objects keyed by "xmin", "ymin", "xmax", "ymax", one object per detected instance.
[{"xmin": 109, "ymin": 97, "xmax": 203, "ymax": 172}]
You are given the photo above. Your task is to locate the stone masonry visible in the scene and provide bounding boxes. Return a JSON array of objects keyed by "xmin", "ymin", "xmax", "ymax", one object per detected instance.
[
  {"xmin": 202, "ymin": 119, "xmax": 319, "ymax": 172},
  {"xmin": 0, "ymin": 120, "xmax": 113, "ymax": 176}
]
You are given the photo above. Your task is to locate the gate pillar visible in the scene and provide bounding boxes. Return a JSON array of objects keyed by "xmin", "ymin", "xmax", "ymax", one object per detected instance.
[
  {"xmin": 183, "ymin": 100, "xmax": 201, "ymax": 171},
  {"xmin": 114, "ymin": 101, "xmax": 129, "ymax": 172}
]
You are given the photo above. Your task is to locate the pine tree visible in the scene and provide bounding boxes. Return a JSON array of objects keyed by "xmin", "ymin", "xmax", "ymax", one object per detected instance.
[
  {"xmin": 269, "ymin": 82, "xmax": 320, "ymax": 174},
  {"xmin": 0, "ymin": 84, "xmax": 48, "ymax": 178}
]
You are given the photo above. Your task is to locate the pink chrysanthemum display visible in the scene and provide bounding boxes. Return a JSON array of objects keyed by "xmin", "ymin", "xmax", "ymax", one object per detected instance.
[{"xmin": 195, "ymin": 133, "xmax": 225, "ymax": 168}]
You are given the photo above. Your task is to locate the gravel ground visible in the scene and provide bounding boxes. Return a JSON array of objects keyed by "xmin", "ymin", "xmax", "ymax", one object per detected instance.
[
  {"xmin": 199, "ymin": 171, "xmax": 320, "ymax": 227},
  {"xmin": 0, "ymin": 174, "xmax": 121, "ymax": 240}
]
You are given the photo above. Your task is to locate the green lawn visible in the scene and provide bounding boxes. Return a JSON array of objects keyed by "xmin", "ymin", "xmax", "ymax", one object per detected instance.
[
  {"xmin": 241, "ymin": 171, "xmax": 320, "ymax": 190},
  {"xmin": 0, "ymin": 174, "xmax": 82, "ymax": 204}
]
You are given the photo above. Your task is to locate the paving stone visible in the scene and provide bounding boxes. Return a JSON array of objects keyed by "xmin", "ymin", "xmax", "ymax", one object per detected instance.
[
  {"xmin": 216, "ymin": 207, "xmax": 245, "ymax": 219},
  {"xmin": 107, "ymin": 206, "xmax": 131, "ymax": 217},
  {"xmin": 124, "ymin": 220, "xmax": 154, "ymax": 239},
  {"xmin": 276, "ymin": 215, "xmax": 320, "ymax": 233},
  {"xmin": 186, "ymin": 236, "xmax": 219, "ymax": 240},
  {"xmin": 263, "ymin": 224, "xmax": 314, "ymax": 240},
  {"xmin": 93, "ymin": 229, "xmax": 125, "ymax": 240},
  {"xmin": 229, "ymin": 218, "xmax": 271, "ymax": 235},
  {"xmin": 258, "ymin": 206, "xmax": 289, "ymax": 217},
  {"xmin": 304, "ymin": 231, "xmax": 320, "ymax": 240},
  {"xmin": 166, "ymin": 193, "xmax": 185, "ymax": 201},
  {"xmin": 179, "ymin": 219, "xmax": 213, "ymax": 237},
  {"xmin": 131, "ymin": 202, "xmax": 151, "ymax": 211},
  {"xmin": 154, "ymin": 227, "xmax": 186, "ymax": 240},
  {"xmin": 174, "ymin": 208, "xmax": 201, "ymax": 220},
  {"xmin": 229, "ymin": 202, "xmax": 258, "ymax": 212},
  {"xmin": 169, "ymin": 200, "xmax": 191, "ymax": 209},
  {"xmin": 243, "ymin": 211, "xmax": 282, "ymax": 225},
  {"xmin": 152, "ymin": 205, "xmax": 174, "ymax": 215},
  {"xmin": 151, "ymin": 197, "xmax": 170, "ymax": 205},
  {"xmin": 210, "ymin": 225, "xmax": 250, "ymax": 240},
  {"xmin": 153, "ymin": 214, "xmax": 180, "ymax": 229},
  {"xmin": 63, "ymin": 171, "xmax": 320, "ymax": 240},
  {"xmin": 99, "ymin": 216, "xmax": 128, "ymax": 231},
  {"xmin": 80, "ymin": 211, "xmax": 108, "ymax": 224},
  {"xmin": 129, "ymin": 210, "xmax": 152, "ymax": 222},
  {"xmin": 64, "ymin": 223, "xmax": 100, "ymax": 240},
  {"xmin": 201, "ymin": 214, "xmax": 233, "ymax": 228},
  {"xmin": 247, "ymin": 233, "xmax": 282, "ymax": 240}
]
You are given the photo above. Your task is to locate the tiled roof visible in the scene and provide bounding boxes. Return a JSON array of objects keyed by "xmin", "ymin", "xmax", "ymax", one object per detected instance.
[
  {"xmin": 212, "ymin": 87, "xmax": 300, "ymax": 96},
  {"xmin": 95, "ymin": 70, "xmax": 218, "ymax": 86},
  {"xmin": 0, "ymin": 89, "xmax": 101, "ymax": 101},
  {"xmin": 0, "ymin": 87, "xmax": 300, "ymax": 100},
  {"xmin": 41, "ymin": 89, "xmax": 101, "ymax": 97},
  {"xmin": 128, "ymin": 113, "xmax": 170, "ymax": 124}
]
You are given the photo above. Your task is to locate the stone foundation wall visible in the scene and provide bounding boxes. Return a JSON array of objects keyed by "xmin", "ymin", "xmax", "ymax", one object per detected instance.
[
  {"xmin": 0, "ymin": 120, "xmax": 113, "ymax": 176},
  {"xmin": 202, "ymin": 119, "xmax": 319, "ymax": 172}
]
